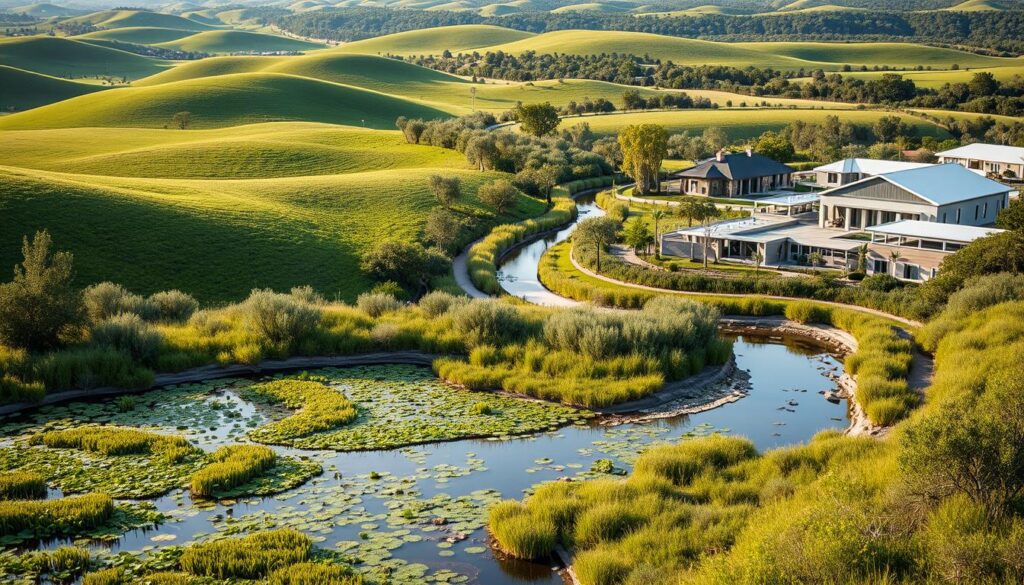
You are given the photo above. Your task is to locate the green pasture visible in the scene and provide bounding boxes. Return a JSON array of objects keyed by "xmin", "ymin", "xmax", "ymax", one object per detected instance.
[
  {"xmin": 0, "ymin": 65, "xmax": 108, "ymax": 110},
  {"xmin": 334, "ymin": 24, "xmax": 534, "ymax": 56},
  {"xmin": 60, "ymin": 9, "xmax": 214, "ymax": 32},
  {"xmin": 0, "ymin": 36, "xmax": 168, "ymax": 79},
  {"xmin": 76, "ymin": 26, "xmax": 196, "ymax": 45},
  {"xmin": 154, "ymin": 30, "xmax": 325, "ymax": 53}
]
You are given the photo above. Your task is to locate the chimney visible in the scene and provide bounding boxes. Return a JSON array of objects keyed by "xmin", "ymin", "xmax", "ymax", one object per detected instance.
[
  {"xmin": 745, "ymin": 147, "xmax": 753, "ymax": 157},
  {"xmin": 716, "ymin": 149, "xmax": 724, "ymax": 162}
]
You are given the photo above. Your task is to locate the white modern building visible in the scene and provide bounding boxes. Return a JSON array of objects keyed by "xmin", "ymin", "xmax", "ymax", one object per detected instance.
[
  {"xmin": 818, "ymin": 163, "xmax": 1011, "ymax": 230},
  {"xmin": 937, "ymin": 143, "xmax": 1024, "ymax": 181},
  {"xmin": 661, "ymin": 163, "xmax": 1011, "ymax": 281},
  {"xmin": 811, "ymin": 158, "xmax": 933, "ymax": 188}
]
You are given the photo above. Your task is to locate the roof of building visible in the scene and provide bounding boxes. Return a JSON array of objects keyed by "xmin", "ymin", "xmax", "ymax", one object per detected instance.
[
  {"xmin": 667, "ymin": 215, "xmax": 863, "ymax": 251},
  {"xmin": 865, "ymin": 220, "xmax": 1003, "ymax": 243},
  {"xmin": 813, "ymin": 158, "xmax": 932, "ymax": 176},
  {"xmin": 675, "ymin": 151, "xmax": 795, "ymax": 181},
  {"xmin": 820, "ymin": 163, "xmax": 1010, "ymax": 206},
  {"xmin": 756, "ymin": 193, "xmax": 821, "ymax": 207},
  {"xmin": 937, "ymin": 143, "xmax": 1024, "ymax": 166}
]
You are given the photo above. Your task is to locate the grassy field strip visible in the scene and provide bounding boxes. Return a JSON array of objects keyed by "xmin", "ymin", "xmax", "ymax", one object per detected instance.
[
  {"xmin": 0, "ymin": 164, "xmax": 544, "ymax": 302},
  {"xmin": 792, "ymin": 64, "xmax": 1024, "ymax": 89},
  {"xmin": 0, "ymin": 36, "xmax": 170, "ymax": 79},
  {"xmin": 333, "ymin": 24, "xmax": 535, "ymax": 55},
  {"xmin": 0, "ymin": 123, "xmax": 465, "ymax": 178}
]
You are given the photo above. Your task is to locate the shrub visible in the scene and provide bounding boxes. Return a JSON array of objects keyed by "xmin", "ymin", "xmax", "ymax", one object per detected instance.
[
  {"xmin": 84, "ymin": 282, "xmax": 146, "ymax": 323},
  {"xmin": 190, "ymin": 445, "xmax": 276, "ymax": 498},
  {"xmin": 289, "ymin": 285, "xmax": 325, "ymax": 305},
  {"xmin": 418, "ymin": 291, "xmax": 466, "ymax": 317},
  {"xmin": 0, "ymin": 230, "xmax": 83, "ymax": 351},
  {"xmin": 0, "ymin": 471, "xmax": 46, "ymax": 500},
  {"xmin": 478, "ymin": 179, "xmax": 520, "ymax": 214},
  {"xmin": 90, "ymin": 313, "xmax": 162, "ymax": 365},
  {"xmin": 356, "ymin": 292, "xmax": 402, "ymax": 318},
  {"xmin": 785, "ymin": 301, "xmax": 831, "ymax": 325},
  {"xmin": 268, "ymin": 562, "xmax": 363, "ymax": 585},
  {"xmin": 147, "ymin": 290, "xmax": 199, "ymax": 323},
  {"xmin": 242, "ymin": 289, "xmax": 321, "ymax": 349},
  {"xmin": 0, "ymin": 374, "xmax": 45, "ymax": 404},
  {"xmin": 0, "ymin": 493, "xmax": 113, "ymax": 538},
  {"xmin": 179, "ymin": 528, "xmax": 312, "ymax": 580},
  {"xmin": 450, "ymin": 299, "xmax": 531, "ymax": 347}
]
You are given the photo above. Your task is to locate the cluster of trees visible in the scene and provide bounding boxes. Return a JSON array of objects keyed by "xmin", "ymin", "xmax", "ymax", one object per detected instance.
[
  {"xmin": 275, "ymin": 7, "xmax": 1024, "ymax": 53},
  {"xmin": 621, "ymin": 89, "xmax": 714, "ymax": 111},
  {"xmin": 912, "ymin": 71, "xmax": 1024, "ymax": 117}
]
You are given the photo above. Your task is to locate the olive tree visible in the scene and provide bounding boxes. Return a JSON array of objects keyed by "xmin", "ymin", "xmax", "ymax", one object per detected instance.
[{"xmin": 574, "ymin": 216, "xmax": 620, "ymax": 273}]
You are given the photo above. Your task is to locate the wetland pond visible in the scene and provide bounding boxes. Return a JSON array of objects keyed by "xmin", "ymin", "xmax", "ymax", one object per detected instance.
[{"xmin": 0, "ymin": 335, "xmax": 848, "ymax": 585}]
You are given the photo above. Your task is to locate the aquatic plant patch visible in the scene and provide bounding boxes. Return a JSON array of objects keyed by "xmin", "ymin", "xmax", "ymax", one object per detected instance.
[
  {"xmin": 243, "ymin": 378, "xmax": 358, "ymax": 443},
  {"xmin": 179, "ymin": 528, "xmax": 313, "ymax": 580},
  {"xmin": 0, "ymin": 470, "xmax": 46, "ymax": 500},
  {"xmin": 190, "ymin": 445, "xmax": 321, "ymax": 499},
  {"xmin": 246, "ymin": 366, "xmax": 592, "ymax": 451}
]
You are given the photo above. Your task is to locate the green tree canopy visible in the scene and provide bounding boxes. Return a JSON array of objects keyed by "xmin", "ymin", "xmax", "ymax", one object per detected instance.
[
  {"xmin": 514, "ymin": 102, "xmax": 560, "ymax": 137},
  {"xmin": 618, "ymin": 124, "xmax": 668, "ymax": 195}
]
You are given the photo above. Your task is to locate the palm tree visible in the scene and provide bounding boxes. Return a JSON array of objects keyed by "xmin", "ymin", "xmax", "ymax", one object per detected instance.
[
  {"xmin": 652, "ymin": 209, "xmax": 666, "ymax": 259},
  {"xmin": 889, "ymin": 250, "xmax": 902, "ymax": 277}
]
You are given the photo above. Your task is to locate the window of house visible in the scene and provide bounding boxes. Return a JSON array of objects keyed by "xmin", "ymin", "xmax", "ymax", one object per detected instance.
[
  {"xmin": 941, "ymin": 212, "xmax": 947, "ymax": 223},
  {"xmin": 873, "ymin": 260, "xmax": 888, "ymax": 274},
  {"xmin": 984, "ymin": 202, "xmax": 989, "ymax": 218},
  {"xmin": 827, "ymin": 172, "xmax": 838, "ymax": 184},
  {"xmin": 956, "ymin": 208, "xmax": 962, "ymax": 224},
  {"xmin": 975, "ymin": 205, "xmax": 980, "ymax": 221}
]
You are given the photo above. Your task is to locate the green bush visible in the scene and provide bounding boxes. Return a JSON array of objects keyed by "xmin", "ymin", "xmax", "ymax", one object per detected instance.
[
  {"xmin": 418, "ymin": 291, "xmax": 466, "ymax": 317},
  {"xmin": 179, "ymin": 528, "xmax": 312, "ymax": 580},
  {"xmin": 190, "ymin": 445, "xmax": 276, "ymax": 498},
  {"xmin": 90, "ymin": 313, "xmax": 162, "ymax": 365},
  {"xmin": 450, "ymin": 299, "xmax": 532, "ymax": 347},
  {"xmin": 83, "ymin": 282, "xmax": 154, "ymax": 323},
  {"xmin": 242, "ymin": 289, "xmax": 321, "ymax": 349},
  {"xmin": 355, "ymin": 292, "xmax": 402, "ymax": 318},
  {"xmin": 147, "ymin": 290, "xmax": 199, "ymax": 323},
  {"xmin": 0, "ymin": 471, "xmax": 46, "ymax": 500},
  {"xmin": 0, "ymin": 374, "xmax": 45, "ymax": 404}
]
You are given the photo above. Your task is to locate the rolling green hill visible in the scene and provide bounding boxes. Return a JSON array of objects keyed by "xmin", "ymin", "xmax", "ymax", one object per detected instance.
[
  {"xmin": 10, "ymin": 3, "xmax": 81, "ymax": 17},
  {"xmin": 0, "ymin": 36, "xmax": 168, "ymax": 79},
  {"xmin": 0, "ymin": 162, "xmax": 542, "ymax": 303},
  {"xmin": 76, "ymin": 26, "xmax": 197, "ymax": 45},
  {"xmin": 944, "ymin": 0, "xmax": 1009, "ymax": 11},
  {"xmin": 0, "ymin": 72, "xmax": 449, "ymax": 130},
  {"xmin": 550, "ymin": 109, "xmax": 951, "ymax": 140},
  {"xmin": 154, "ymin": 30, "xmax": 326, "ymax": 53},
  {"xmin": 478, "ymin": 3, "xmax": 523, "ymax": 16},
  {"xmin": 794, "ymin": 65, "xmax": 1024, "ymax": 89},
  {"xmin": 335, "ymin": 24, "xmax": 535, "ymax": 56},
  {"xmin": 59, "ymin": 9, "xmax": 214, "ymax": 32},
  {"xmin": 0, "ymin": 123, "xmax": 464, "ymax": 179},
  {"xmin": 550, "ymin": 2, "xmax": 634, "ymax": 13},
  {"xmin": 734, "ymin": 41, "xmax": 1019, "ymax": 69},
  {"xmin": 0, "ymin": 65, "xmax": 108, "ymax": 110}
]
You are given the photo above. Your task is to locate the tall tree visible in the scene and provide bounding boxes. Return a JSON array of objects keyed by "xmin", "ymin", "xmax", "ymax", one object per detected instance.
[
  {"xmin": 574, "ymin": 216, "xmax": 619, "ymax": 273},
  {"xmin": 514, "ymin": 102, "xmax": 560, "ymax": 137},
  {"xmin": 428, "ymin": 175, "xmax": 462, "ymax": 209},
  {"xmin": 618, "ymin": 124, "xmax": 668, "ymax": 195}
]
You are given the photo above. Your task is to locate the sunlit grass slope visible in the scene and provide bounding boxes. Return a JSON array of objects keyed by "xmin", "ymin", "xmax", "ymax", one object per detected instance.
[
  {"xmin": 0, "ymin": 164, "xmax": 544, "ymax": 302},
  {"xmin": 60, "ymin": 9, "xmax": 214, "ymax": 31},
  {"xmin": 0, "ymin": 36, "xmax": 168, "ymax": 79},
  {"xmin": 0, "ymin": 65, "xmax": 108, "ymax": 110},
  {"xmin": 11, "ymin": 3, "xmax": 81, "ymax": 16},
  {"xmin": 155, "ymin": 30, "xmax": 325, "ymax": 53},
  {"xmin": 557, "ymin": 109, "xmax": 951, "ymax": 140},
  {"xmin": 76, "ymin": 26, "xmax": 197, "ymax": 45},
  {"xmin": 550, "ymin": 2, "xmax": 633, "ymax": 13},
  {"xmin": 734, "ymin": 41, "xmax": 1021, "ymax": 70},
  {"xmin": 0, "ymin": 72, "xmax": 450, "ymax": 130},
  {"xmin": 945, "ymin": 0, "xmax": 1009, "ymax": 11},
  {"xmin": 796, "ymin": 65, "xmax": 1024, "ymax": 89},
  {"xmin": 335, "ymin": 24, "xmax": 534, "ymax": 56},
  {"xmin": 132, "ymin": 55, "xmax": 280, "ymax": 85},
  {"xmin": 0, "ymin": 123, "xmax": 465, "ymax": 178}
]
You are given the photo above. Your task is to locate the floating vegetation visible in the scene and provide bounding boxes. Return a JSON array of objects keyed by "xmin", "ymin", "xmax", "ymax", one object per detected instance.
[
  {"xmin": 0, "ymin": 545, "xmax": 91, "ymax": 583},
  {"xmin": 179, "ymin": 528, "xmax": 314, "ymax": 580},
  {"xmin": 32, "ymin": 425, "xmax": 194, "ymax": 458},
  {"xmin": 0, "ymin": 492, "xmax": 111, "ymax": 540},
  {"xmin": 244, "ymin": 377, "xmax": 358, "ymax": 443},
  {"xmin": 247, "ymin": 366, "xmax": 591, "ymax": 451}
]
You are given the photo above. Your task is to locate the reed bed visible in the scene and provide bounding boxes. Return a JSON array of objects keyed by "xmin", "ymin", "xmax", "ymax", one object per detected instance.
[
  {"xmin": 33, "ymin": 426, "xmax": 195, "ymax": 459},
  {"xmin": 245, "ymin": 379, "xmax": 358, "ymax": 443},
  {"xmin": 189, "ymin": 444, "xmax": 277, "ymax": 498},
  {"xmin": 0, "ymin": 470, "xmax": 46, "ymax": 500},
  {"xmin": 0, "ymin": 492, "xmax": 113, "ymax": 537},
  {"xmin": 179, "ymin": 528, "xmax": 312, "ymax": 580}
]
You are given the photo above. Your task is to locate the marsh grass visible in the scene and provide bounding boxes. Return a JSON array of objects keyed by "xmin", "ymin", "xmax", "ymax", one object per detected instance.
[
  {"xmin": 0, "ymin": 492, "xmax": 113, "ymax": 538},
  {"xmin": 189, "ymin": 445, "xmax": 276, "ymax": 498},
  {"xmin": 34, "ymin": 426, "xmax": 194, "ymax": 459},
  {"xmin": 179, "ymin": 528, "xmax": 312, "ymax": 580},
  {"xmin": 268, "ymin": 562, "xmax": 364, "ymax": 585},
  {"xmin": 245, "ymin": 379, "xmax": 358, "ymax": 443},
  {"xmin": 0, "ymin": 471, "xmax": 46, "ymax": 500}
]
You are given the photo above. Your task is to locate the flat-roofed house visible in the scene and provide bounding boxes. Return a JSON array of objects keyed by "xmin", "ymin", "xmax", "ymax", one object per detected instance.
[
  {"xmin": 936, "ymin": 143, "xmax": 1024, "ymax": 180},
  {"xmin": 818, "ymin": 163, "xmax": 1010, "ymax": 230},
  {"xmin": 812, "ymin": 158, "xmax": 933, "ymax": 188},
  {"xmin": 674, "ymin": 149, "xmax": 795, "ymax": 197}
]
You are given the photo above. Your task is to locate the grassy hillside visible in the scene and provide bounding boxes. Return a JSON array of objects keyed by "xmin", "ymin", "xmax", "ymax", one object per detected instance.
[
  {"xmin": 553, "ymin": 108, "xmax": 951, "ymax": 140},
  {"xmin": 0, "ymin": 123, "xmax": 466, "ymax": 178},
  {"xmin": 10, "ymin": 3, "xmax": 81, "ymax": 16},
  {"xmin": 154, "ymin": 30, "xmax": 325, "ymax": 53},
  {"xmin": 0, "ymin": 72, "xmax": 449, "ymax": 130},
  {"xmin": 0, "ymin": 36, "xmax": 168, "ymax": 79},
  {"xmin": 550, "ymin": 2, "xmax": 633, "ymax": 13},
  {"xmin": 335, "ymin": 24, "xmax": 535, "ymax": 56},
  {"xmin": 59, "ymin": 9, "xmax": 214, "ymax": 32},
  {"xmin": 0, "ymin": 163, "xmax": 543, "ymax": 303},
  {"xmin": 0, "ymin": 65, "xmax": 108, "ymax": 110},
  {"xmin": 734, "ymin": 41, "xmax": 1020, "ymax": 69},
  {"xmin": 76, "ymin": 26, "xmax": 197, "ymax": 45},
  {"xmin": 944, "ymin": 0, "xmax": 1009, "ymax": 10},
  {"xmin": 799, "ymin": 65, "xmax": 1024, "ymax": 89}
]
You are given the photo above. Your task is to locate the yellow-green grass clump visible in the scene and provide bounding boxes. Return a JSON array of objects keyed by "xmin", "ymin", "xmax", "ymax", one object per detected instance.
[
  {"xmin": 0, "ymin": 72, "xmax": 449, "ymax": 130},
  {"xmin": 179, "ymin": 528, "xmax": 312, "ymax": 580},
  {"xmin": 0, "ymin": 492, "xmax": 114, "ymax": 538},
  {"xmin": 0, "ymin": 36, "xmax": 167, "ymax": 80},
  {"xmin": 189, "ymin": 444, "xmax": 276, "ymax": 497},
  {"xmin": 33, "ymin": 426, "xmax": 195, "ymax": 459},
  {"xmin": 0, "ymin": 65, "xmax": 107, "ymax": 111},
  {"xmin": 154, "ymin": 30, "xmax": 324, "ymax": 54},
  {"xmin": 0, "ymin": 165, "xmax": 540, "ymax": 303},
  {"xmin": 0, "ymin": 470, "xmax": 47, "ymax": 500},
  {"xmin": 245, "ymin": 379, "xmax": 358, "ymax": 443},
  {"xmin": 268, "ymin": 562, "xmax": 364, "ymax": 585}
]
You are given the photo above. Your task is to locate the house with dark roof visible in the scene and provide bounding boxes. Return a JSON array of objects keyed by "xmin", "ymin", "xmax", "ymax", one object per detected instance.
[{"xmin": 673, "ymin": 149, "xmax": 795, "ymax": 198}]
